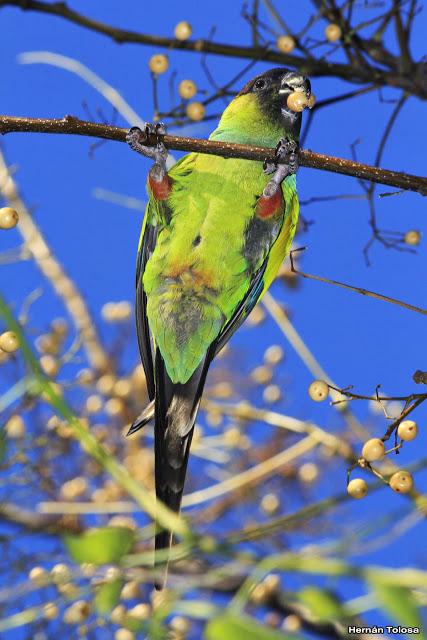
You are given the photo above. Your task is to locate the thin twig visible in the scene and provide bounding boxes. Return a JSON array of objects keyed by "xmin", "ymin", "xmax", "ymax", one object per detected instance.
[
  {"xmin": 289, "ymin": 247, "xmax": 427, "ymax": 316},
  {"xmin": 182, "ymin": 435, "xmax": 318, "ymax": 507},
  {"xmin": 262, "ymin": 291, "xmax": 367, "ymax": 438},
  {"xmin": 0, "ymin": 502, "xmax": 83, "ymax": 533},
  {"xmin": 202, "ymin": 399, "xmax": 354, "ymax": 459}
]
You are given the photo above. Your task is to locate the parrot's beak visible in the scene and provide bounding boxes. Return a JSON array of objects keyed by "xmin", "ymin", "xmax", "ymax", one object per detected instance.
[{"xmin": 279, "ymin": 72, "xmax": 311, "ymax": 100}]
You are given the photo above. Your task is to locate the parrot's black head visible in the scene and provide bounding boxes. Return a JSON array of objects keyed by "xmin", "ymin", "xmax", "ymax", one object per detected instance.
[
  {"xmin": 211, "ymin": 68, "xmax": 312, "ymax": 146},
  {"xmin": 238, "ymin": 68, "xmax": 312, "ymax": 139}
]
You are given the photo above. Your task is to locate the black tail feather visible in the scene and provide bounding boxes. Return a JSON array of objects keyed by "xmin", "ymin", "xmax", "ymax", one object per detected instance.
[
  {"xmin": 126, "ymin": 400, "xmax": 155, "ymax": 436},
  {"xmin": 153, "ymin": 347, "xmax": 214, "ymax": 589}
]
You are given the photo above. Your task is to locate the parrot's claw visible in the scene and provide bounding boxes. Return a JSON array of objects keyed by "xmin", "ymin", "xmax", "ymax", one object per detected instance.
[
  {"xmin": 275, "ymin": 138, "xmax": 299, "ymax": 173},
  {"xmin": 263, "ymin": 160, "xmax": 276, "ymax": 175},
  {"xmin": 126, "ymin": 123, "xmax": 168, "ymax": 180},
  {"xmin": 263, "ymin": 138, "xmax": 299, "ymax": 198},
  {"xmin": 154, "ymin": 121, "xmax": 167, "ymax": 138}
]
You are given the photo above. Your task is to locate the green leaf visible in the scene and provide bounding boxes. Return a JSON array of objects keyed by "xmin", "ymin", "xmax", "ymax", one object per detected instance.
[
  {"xmin": 370, "ymin": 581, "xmax": 423, "ymax": 635},
  {"xmin": 298, "ymin": 587, "xmax": 346, "ymax": 621},
  {"xmin": 123, "ymin": 615, "xmax": 146, "ymax": 633},
  {"xmin": 0, "ymin": 428, "xmax": 7, "ymax": 464},
  {"xmin": 205, "ymin": 614, "xmax": 299, "ymax": 640},
  {"xmin": 94, "ymin": 578, "xmax": 123, "ymax": 614},
  {"xmin": 63, "ymin": 526, "xmax": 135, "ymax": 565}
]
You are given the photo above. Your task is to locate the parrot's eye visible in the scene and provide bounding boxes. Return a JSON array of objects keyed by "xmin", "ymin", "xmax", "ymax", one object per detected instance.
[{"xmin": 253, "ymin": 78, "xmax": 268, "ymax": 91}]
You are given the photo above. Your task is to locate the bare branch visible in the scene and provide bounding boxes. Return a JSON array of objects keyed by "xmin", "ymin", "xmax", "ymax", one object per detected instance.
[
  {"xmin": 289, "ymin": 247, "xmax": 427, "ymax": 316},
  {"xmin": 0, "ymin": 149, "xmax": 113, "ymax": 373},
  {"xmin": 1, "ymin": 115, "xmax": 426, "ymax": 193},
  {"xmin": 1, "ymin": 0, "xmax": 426, "ymax": 97},
  {"xmin": 0, "ymin": 502, "xmax": 83, "ymax": 534}
]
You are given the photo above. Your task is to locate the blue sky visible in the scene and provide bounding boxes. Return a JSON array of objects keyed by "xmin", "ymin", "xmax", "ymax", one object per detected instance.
[
  {"xmin": 1, "ymin": 0, "xmax": 427, "ymax": 635},
  {"xmin": 2, "ymin": 0, "xmax": 426, "ymax": 418}
]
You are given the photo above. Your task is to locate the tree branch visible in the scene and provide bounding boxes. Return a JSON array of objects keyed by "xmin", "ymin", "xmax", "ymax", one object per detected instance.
[
  {"xmin": 1, "ymin": 0, "xmax": 426, "ymax": 97},
  {"xmin": 0, "ymin": 501, "xmax": 83, "ymax": 534},
  {"xmin": 1, "ymin": 115, "xmax": 426, "ymax": 194},
  {"xmin": 0, "ymin": 148, "xmax": 114, "ymax": 374}
]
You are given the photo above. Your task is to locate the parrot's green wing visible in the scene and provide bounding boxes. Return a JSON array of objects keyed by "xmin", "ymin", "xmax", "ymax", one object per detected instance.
[
  {"xmin": 214, "ymin": 262, "xmax": 266, "ymax": 356},
  {"xmin": 135, "ymin": 179, "xmax": 174, "ymax": 401},
  {"xmin": 215, "ymin": 173, "xmax": 298, "ymax": 356},
  {"xmin": 136, "ymin": 216, "xmax": 156, "ymax": 400}
]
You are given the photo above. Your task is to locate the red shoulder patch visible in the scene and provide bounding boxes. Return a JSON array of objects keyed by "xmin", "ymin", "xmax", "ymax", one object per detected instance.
[
  {"xmin": 255, "ymin": 188, "xmax": 283, "ymax": 219},
  {"xmin": 149, "ymin": 174, "xmax": 172, "ymax": 201}
]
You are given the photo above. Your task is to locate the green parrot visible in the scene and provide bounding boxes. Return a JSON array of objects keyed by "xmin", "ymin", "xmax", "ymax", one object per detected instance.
[{"xmin": 126, "ymin": 67, "xmax": 311, "ymax": 587}]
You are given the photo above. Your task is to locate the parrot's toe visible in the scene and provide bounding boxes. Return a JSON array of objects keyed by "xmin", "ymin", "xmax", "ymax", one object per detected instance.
[
  {"xmin": 275, "ymin": 138, "xmax": 299, "ymax": 175},
  {"xmin": 263, "ymin": 139, "xmax": 299, "ymax": 177},
  {"xmin": 127, "ymin": 124, "xmax": 168, "ymax": 170},
  {"xmin": 145, "ymin": 122, "xmax": 167, "ymax": 145},
  {"xmin": 263, "ymin": 158, "xmax": 276, "ymax": 175},
  {"xmin": 275, "ymin": 138, "xmax": 298, "ymax": 160},
  {"xmin": 262, "ymin": 138, "xmax": 299, "ymax": 198},
  {"xmin": 155, "ymin": 121, "xmax": 167, "ymax": 138},
  {"xmin": 126, "ymin": 126, "xmax": 145, "ymax": 150}
]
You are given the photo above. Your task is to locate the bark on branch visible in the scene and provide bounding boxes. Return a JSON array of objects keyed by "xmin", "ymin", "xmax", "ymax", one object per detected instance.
[{"xmin": 1, "ymin": 114, "xmax": 426, "ymax": 194}]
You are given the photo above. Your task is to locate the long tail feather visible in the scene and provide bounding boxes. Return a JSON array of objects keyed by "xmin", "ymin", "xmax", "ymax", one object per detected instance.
[
  {"xmin": 153, "ymin": 347, "xmax": 213, "ymax": 589},
  {"xmin": 126, "ymin": 400, "xmax": 155, "ymax": 436}
]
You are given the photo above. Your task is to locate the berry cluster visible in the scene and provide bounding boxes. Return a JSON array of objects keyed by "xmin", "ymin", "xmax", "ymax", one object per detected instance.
[
  {"xmin": 148, "ymin": 24, "xmax": 205, "ymax": 124},
  {"xmin": 308, "ymin": 379, "xmax": 418, "ymax": 500},
  {"xmin": 348, "ymin": 423, "xmax": 416, "ymax": 499}
]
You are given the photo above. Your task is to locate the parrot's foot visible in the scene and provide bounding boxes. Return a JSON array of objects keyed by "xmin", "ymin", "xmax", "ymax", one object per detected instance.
[
  {"xmin": 263, "ymin": 138, "xmax": 299, "ymax": 198},
  {"xmin": 127, "ymin": 123, "xmax": 168, "ymax": 172},
  {"xmin": 127, "ymin": 123, "xmax": 172, "ymax": 199}
]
